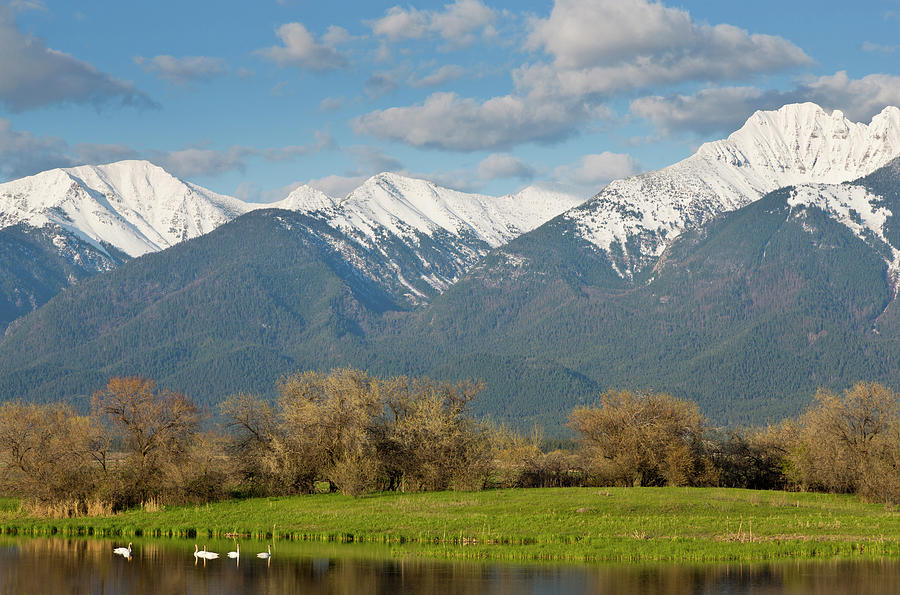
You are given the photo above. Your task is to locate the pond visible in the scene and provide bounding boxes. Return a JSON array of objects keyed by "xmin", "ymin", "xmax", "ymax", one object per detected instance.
[{"xmin": 1, "ymin": 537, "xmax": 898, "ymax": 594}]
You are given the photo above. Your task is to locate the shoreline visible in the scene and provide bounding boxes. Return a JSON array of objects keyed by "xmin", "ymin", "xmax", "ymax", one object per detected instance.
[{"xmin": 2, "ymin": 487, "xmax": 898, "ymax": 564}]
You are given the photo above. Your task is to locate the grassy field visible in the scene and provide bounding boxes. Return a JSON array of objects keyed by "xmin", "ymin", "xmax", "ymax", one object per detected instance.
[{"xmin": 1, "ymin": 488, "xmax": 898, "ymax": 563}]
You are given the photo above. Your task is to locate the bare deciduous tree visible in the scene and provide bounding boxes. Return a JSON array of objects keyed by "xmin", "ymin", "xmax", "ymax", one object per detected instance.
[
  {"xmin": 568, "ymin": 390, "xmax": 714, "ymax": 487},
  {"xmin": 91, "ymin": 376, "xmax": 199, "ymax": 507},
  {"xmin": 0, "ymin": 401, "xmax": 97, "ymax": 510},
  {"xmin": 789, "ymin": 382, "xmax": 899, "ymax": 502}
]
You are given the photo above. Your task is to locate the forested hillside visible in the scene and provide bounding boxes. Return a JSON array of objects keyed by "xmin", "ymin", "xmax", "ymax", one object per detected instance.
[
  {"xmin": 0, "ymin": 209, "xmax": 403, "ymax": 409},
  {"xmin": 0, "ymin": 224, "xmax": 127, "ymax": 332}
]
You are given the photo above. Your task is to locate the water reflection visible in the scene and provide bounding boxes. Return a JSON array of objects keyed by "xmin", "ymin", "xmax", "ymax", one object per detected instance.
[{"xmin": 1, "ymin": 537, "xmax": 898, "ymax": 594}]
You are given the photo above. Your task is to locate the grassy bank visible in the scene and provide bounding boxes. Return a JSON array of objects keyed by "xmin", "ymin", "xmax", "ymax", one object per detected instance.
[{"xmin": 1, "ymin": 488, "xmax": 898, "ymax": 563}]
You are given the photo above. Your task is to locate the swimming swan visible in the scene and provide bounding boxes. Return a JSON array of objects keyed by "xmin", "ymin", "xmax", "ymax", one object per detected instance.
[
  {"xmin": 257, "ymin": 544, "xmax": 271, "ymax": 559},
  {"xmin": 113, "ymin": 542, "xmax": 132, "ymax": 557}
]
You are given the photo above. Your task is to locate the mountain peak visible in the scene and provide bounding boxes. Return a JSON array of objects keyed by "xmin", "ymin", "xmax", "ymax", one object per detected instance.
[
  {"xmin": 565, "ymin": 102, "xmax": 900, "ymax": 279},
  {"xmin": 699, "ymin": 101, "xmax": 900, "ymax": 186},
  {"xmin": 0, "ymin": 159, "xmax": 247, "ymax": 257},
  {"xmin": 370, "ymin": 170, "xmax": 418, "ymax": 185},
  {"xmin": 357, "ymin": 171, "xmax": 444, "ymax": 200},
  {"xmin": 269, "ymin": 184, "xmax": 337, "ymax": 212}
]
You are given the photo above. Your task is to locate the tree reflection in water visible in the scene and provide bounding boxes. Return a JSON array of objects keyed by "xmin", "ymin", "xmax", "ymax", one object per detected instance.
[{"xmin": 1, "ymin": 538, "xmax": 898, "ymax": 594}]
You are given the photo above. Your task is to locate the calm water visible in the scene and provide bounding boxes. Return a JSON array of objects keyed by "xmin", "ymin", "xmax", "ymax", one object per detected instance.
[{"xmin": 1, "ymin": 537, "xmax": 898, "ymax": 594}]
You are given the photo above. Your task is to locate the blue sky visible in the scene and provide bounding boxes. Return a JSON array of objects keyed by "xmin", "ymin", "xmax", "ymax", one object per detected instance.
[{"xmin": 2, "ymin": 0, "xmax": 900, "ymax": 200}]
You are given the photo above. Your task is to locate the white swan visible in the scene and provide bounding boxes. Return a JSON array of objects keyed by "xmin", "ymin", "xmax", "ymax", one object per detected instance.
[
  {"xmin": 257, "ymin": 544, "xmax": 271, "ymax": 559},
  {"xmin": 113, "ymin": 542, "xmax": 132, "ymax": 557},
  {"xmin": 200, "ymin": 545, "xmax": 220, "ymax": 559},
  {"xmin": 227, "ymin": 543, "xmax": 240, "ymax": 558}
]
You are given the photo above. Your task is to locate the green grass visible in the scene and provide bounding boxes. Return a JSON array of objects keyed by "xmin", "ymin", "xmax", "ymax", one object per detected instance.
[
  {"xmin": 1, "ymin": 487, "xmax": 898, "ymax": 563},
  {"xmin": 0, "ymin": 498, "xmax": 17, "ymax": 513}
]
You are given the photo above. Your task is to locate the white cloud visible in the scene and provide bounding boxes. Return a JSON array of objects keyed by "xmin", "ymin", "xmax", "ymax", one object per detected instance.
[
  {"xmin": 307, "ymin": 174, "xmax": 368, "ymax": 198},
  {"xmin": 369, "ymin": 0, "xmax": 496, "ymax": 46},
  {"xmin": 263, "ymin": 130, "xmax": 336, "ymax": 162},
  {"xmin": 0, "ymin": 120, "xmax": 141, "ymax": 180},
  {"xmin": 155, "ymin": 134, "xmax": 337, "ymax": 178},
  {"xmin": 319, "ymin": 96, "xmax": 345, "ymax": 112},
  {"xmin": 374, "ymin": 42, "xmax": 392, "ymax": 63},
  {"xmin": 72, "ymin": 143, "xmax": 140, "ymax": 165},
  {"xmin": 270, "ymin": 81, "xmax": 290, "ymax": 96},
  {"xmin": 0, "ymin": 117, "xmax": 340, "ymax": 183},
  {"xmin": 370, "ymin": 6, "xmax": 428, "ymax": 41},
  {"xmin": 862, "ymin": 41, "xmax": 898, "ymax": 54},
  {"xmin": 553, "ymin": 152, "xmax": 639, "ymax": 187},
  {"xmin": 353, "ymin": 91, "xmax": 600, "ymax": 151},
  {"xmin": 256, "ymin": 22, "xmax": 350, "ymax": 71},
  {"xmin": 409, "ymin": 64, "xmax": 465, "ymax": 88},
  {"xmin": 156, "ymin": 133, "xmax": 340, "ymax": 178},
  {"xmin": 234, "ymin": 180, "xmax": 308, "ymax": 204},
  {"xmin": 527, "ymin": 0, "xmax": 697, "ymax": 70},
  {"xmin": 356, "ymin": 0, "xmax": 810, "ymax": 153},
  {"xmin": 430, "ymin": 0, "xmax": 496, "ymax": 43},
  {"xmin": 0, "ymin": 118, "xmax": 70, "ymax": 179},
  {"xmin": 417, "ymin": 169, "xmax": 484, "ymax": 193},
  {"xmin": 9, "ymin": 1, "xmax": 46, "ymax": 11},
  {"xmin": 477, "ymin": 153, "xmax": 536, "ymax": 180},
  {"xmin": 151, "ymin": 146, "xmax": 257, "ymax": 179},
  {"xmin": 631, "ymin": 72, "xmax": 900, "ymax": 136},
  {"xmin": 364, "ymin": 71, "xmax": 398, "ymax": 98},
  {"xmin": 520, "ymin": 0, "xmax": 810, "ymax": 100},
  {"xmin": 631, "ymin": 87, "xmax": 774, "ymax": 135},
  {"xmin": 0, "ymin": 8, "xmax": 154, "ymax": 111},
  {"xmin": 233, "ymin": 181, "xmax": 261, "ymax": 202},
  {"xmin": 348, "ymin": 145, "xmax": 403, "ymax": 173},
  {"xmin": 803, "ymin": 71, "xmax": 900, "ymax": 122},
  {"xmin": 134, "ymin": 55, "xmax": 229, "ymax": 85},
  {"xmin": 321, "ymin": 25, "xmax": 353, "ymax": 46}
]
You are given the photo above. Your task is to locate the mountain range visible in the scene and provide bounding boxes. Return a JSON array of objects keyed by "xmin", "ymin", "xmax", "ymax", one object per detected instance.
[
  {"xmin": 1, "ymin": 102, "xmax": 898, "ymax": 430},
  {"xmin": 0, "ymin": 162, "xmax": 581, "ymax": 329}
]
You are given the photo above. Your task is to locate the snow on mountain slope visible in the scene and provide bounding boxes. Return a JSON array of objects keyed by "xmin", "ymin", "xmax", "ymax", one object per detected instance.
[
  {"xmin": 269, "ymin": 185, "xmax": 338, "ymax": 212},
  {"xmin": 316, "ymin": 172, "xmax": 581, "ymax": 248},
  {"xmin": 0, "ymin": 160, "xmax": 247, "ymax": 257},
  {"xmin": 789, "ymin": 181, "xmax": 900, "ymax": 292},
  {"xmin": 0, "ymin": 160, "xmax": 582, "ymax": 265},
  {"xmin": 274, "ymin": 172, "xmax": 585, "ymax": 299},
  {"xmin": 566, "ymin": 103, "xmax": 900, "ymax": 278},
  {"xmin": 0, "ymin": 159, "xmax": 585, "ymax": 305}
]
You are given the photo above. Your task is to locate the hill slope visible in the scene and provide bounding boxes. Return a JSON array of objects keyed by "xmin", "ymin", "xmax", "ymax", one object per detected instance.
[
  {"xmin": 0, "ymin": 224, "xmax": 126, "ymax": 330},
  {"xmin": 400, "ymin": 158, "xmax": 900, "ymax": 426},
  {"xmin": 0, "ymin": 209, "xmax": 403, "ymax": 408}
]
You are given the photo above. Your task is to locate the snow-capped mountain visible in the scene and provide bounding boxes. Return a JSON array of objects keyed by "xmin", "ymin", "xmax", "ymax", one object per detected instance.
[
  {"xmin": 281, "ymin": 172, "xmax": 583, "ymax": 249},
  {"xmin": 271, "ymin": 172, "xmax": 584, "ymax": 300},
  {"xmin": 566, "ymin": 103, "xmax": 900, "ymax": 278},
  {"xmin": 0, "ymin": 160, "xmax": 248, "ymax": 258},
  {"xmin": 0, "ymin": 160, "xmax": 586, "ymax": 313}
]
